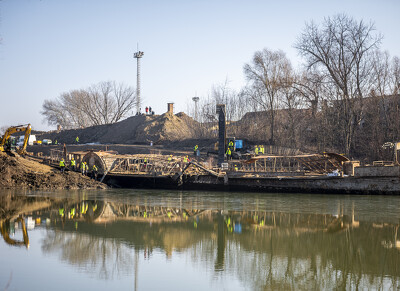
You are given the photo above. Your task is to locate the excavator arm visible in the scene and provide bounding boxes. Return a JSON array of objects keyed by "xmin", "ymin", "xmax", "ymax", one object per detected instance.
[
  {"xmin": 0, "ymin": 217, "xmax": 30, "ymax": 248},
  {"xmin": 0, "ymin": 124, "xmax": 31, "ymax": 155}
]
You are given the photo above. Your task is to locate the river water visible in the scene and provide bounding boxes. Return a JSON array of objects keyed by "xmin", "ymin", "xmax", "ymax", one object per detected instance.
[{"xmin": 0, "ymin": 189, "xmax": 399, "ymax": 290}]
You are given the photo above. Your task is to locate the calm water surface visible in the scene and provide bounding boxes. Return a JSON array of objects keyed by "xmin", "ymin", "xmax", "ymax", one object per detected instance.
[{"xmin": 0, "ymin": 189, "xmax": 399, "ymax": 290}]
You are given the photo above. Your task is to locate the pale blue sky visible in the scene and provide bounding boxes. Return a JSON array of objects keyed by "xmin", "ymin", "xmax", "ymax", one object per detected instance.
[{"xmin": 1, "ymin": 0, "xmax": 399, "ymax": 131}]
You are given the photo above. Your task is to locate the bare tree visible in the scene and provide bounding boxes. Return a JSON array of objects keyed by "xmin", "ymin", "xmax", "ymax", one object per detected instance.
[
  {"xmin": 41, "ymin": 81, "xmax": 136, "ymax": 129},
  {"xmin": 279, "ymin": 73, "xmax": 305, "ymax": 147},
  {"xmin": 366, "ymin": 53, "xmax": 400, "ymax": 157},
  {"xmin": 391, "ymin": 56, "xmax": 400, "ymax": 95},
  {"xmin": 211, "ymin": 79, "xmax": 244, "ymax": 122},
  {"xmin": 294, "ymin": 14, "xmax": 382, "ymax": 156},
  {"xmin": 185, "ymin": 79, "xmax": 248, "ymax": 139},
  {"xmin": 291, "ymin": 69, "xmax": 336, "ymax": 151},
  {"xmin": 292, "ymin": 69, "xmax": 326, "ymax": 117},
  {"xmin": 243, "ymin": 48, "xmax": 293, "ymax": 145}
]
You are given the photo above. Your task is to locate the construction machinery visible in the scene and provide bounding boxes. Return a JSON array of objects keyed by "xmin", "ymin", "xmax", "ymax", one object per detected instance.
[
  {"xmin": 0, "ymin": 217, "xmax": 30, "ymax": 248},
  {"xmin": 0, "ymin": 124, "xmax": 32, "ymax": 155}
]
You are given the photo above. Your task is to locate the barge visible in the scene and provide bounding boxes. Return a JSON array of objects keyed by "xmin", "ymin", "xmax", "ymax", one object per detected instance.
[
  {"xmin": 101, "ymin": 170, "xmax": 400, "ymax": 195},
  {"xmin": 42, "ymin": 149, "xmax": 400, "ymax": 195},
  {"xmin": 181, "ymin": 154, "xmax": 400, "ymax": 194}
]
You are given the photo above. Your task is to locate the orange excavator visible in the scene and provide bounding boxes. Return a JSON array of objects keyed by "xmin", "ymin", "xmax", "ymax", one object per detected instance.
[{"xmin": 0, "ymin": 124, "xmax": 31, "ymax": 155}]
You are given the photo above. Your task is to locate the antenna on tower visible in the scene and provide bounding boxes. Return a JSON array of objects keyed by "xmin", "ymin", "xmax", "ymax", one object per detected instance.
[{"xmin": 134, "ymin": 46, "xmax": 144, "ymax": 115}]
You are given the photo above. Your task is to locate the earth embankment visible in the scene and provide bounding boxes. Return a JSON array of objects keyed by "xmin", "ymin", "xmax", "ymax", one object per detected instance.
[
  {"xmin": 0, "ymin": 152, "xmax": 107, "ymax": 190},
  {"xmin": 38, "ymin": 112, "xmax": 199, "ymax": 145}
]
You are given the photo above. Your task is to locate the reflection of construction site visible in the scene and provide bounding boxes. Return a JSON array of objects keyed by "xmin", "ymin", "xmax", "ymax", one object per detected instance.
[
  {"xmin": 1, "ymin": 192, "xmax": 399, "ymax": 289},
  {"xmin": 0, "ymin": 216, "xmax": 29, "ymax": 248},
  {"xmin": 2, "ymin": 194, "xmax": 399, "ymax": 247}
]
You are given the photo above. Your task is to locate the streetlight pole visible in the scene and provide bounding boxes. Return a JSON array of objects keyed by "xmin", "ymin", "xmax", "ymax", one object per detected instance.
[
  {"xmin": 133, "ymin": 50, "xmax": 144, "ymax": 115},
  {"xmin": 192, "ymin": 96, "xmax": 200, "ymax": 121}
]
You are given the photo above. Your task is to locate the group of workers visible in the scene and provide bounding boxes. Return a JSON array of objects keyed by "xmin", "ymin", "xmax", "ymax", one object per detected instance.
[
  {"xmin": 226, "ymin": 140, "xmax": 235, "ymax": 160},
  {"xmin": 59, "ymin": 157, "xmax": 98, "ymax": 180},
  {"xmin": 59, "ymin": 140, "xmax": 247, "ymax": 178},
  {"xmin": 168, "ymin": 154, "xmax": 189, "ymax": 167}
]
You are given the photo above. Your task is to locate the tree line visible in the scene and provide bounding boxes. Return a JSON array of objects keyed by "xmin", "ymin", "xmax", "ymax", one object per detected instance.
[
  {"xmin": 41, "ymin": 81, "xmax": 136, "ymax": 129},
  {"xmin": 188, "ymin": 14, "xmax": 400, "ymax": 162}
]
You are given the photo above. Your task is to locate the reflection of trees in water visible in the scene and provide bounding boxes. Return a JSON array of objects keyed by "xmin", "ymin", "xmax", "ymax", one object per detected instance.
[
  {"xmin": 38, "ymin": 201, "xmax": 399, "ymax": 289},
  {"xmin": 40, "ymin": 220, "xmax": 215, "ymax": 280},
  {"xmin": 176, "ymin": 211, "xmax": 400, "ymax": 290},
  {"xmin": 4, "ymin": 191, "xmax": 400, "ymax": 289},
  {"xmin": 219, "ymin": 225, "xmax": 400, "ymax": 290},
  {"xmin": 42, "ymin": 230, "xmax": 133, "ymax": 280}
]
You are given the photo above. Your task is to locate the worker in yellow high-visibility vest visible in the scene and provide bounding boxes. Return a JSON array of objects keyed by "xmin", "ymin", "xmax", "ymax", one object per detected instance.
[
  {"xmin": 228, "ymin": 140, "xmax": 234, "ymax": 150},
  {"xmin": 59, "ymin": 158, "xmax": 65, "ymax": 173},
  {"xmin": 81, "ymin": 162, "xmax": 87, "ymax": 175},
  {"xmin": 226, "ymin": 148, "xmax": 232, "ymax": 160},
  {"xmin": 92, "ymin": 164, "xmax": 98, "ymax": 180},
  {"xmin": 70, "ymin": 158, "xmax": 76, "ymax": 171}
]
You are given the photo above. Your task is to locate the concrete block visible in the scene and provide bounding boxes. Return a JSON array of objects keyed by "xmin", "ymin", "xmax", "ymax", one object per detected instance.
[{"xmin": 354, "ymin": 165, "xmax": 400, "ymax": 177}]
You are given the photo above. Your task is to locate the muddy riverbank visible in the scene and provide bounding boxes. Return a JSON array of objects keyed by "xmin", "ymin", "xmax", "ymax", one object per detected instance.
[{"xmin": 0, "ymin": 152, "xmax": 107, "ymax": 190}]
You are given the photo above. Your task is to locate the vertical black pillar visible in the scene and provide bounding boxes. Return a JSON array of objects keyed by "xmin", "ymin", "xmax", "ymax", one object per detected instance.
[
  {"xmin": 214, "ymin": 211, "xmax": 225, "ymax": 271},
  {"xmin": 216, "ymin": 104, "xmax": 226, "ymax": 167}
]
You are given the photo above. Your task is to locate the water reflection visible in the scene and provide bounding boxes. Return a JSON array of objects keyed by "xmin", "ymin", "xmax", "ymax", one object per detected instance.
[{"xmin": 1, "ymin": 190, "xmax": 399, "ymax": 290}]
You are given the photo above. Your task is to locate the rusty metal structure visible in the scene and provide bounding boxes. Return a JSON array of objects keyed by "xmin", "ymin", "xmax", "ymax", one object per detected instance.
[
  {"xmin": 48, "ymin": 149, "xmax": 350, "ymax": 178},
  {"xmin": 242, "ymin": 153, "xmax": 349, "ymax": 175},
  {"xmin": 50, "ymin": 151, "xmax": 213, "ymax": 182}
]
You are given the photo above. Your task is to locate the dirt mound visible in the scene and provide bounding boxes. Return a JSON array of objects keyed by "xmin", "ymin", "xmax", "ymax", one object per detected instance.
[
  {"xmin": 0, "ymin": 152, "xmax": 107, "ymax": 190},
  {"xmin": 38, "ymin": 112, "xmax": 199, "ymax": 145},
  {"xmin": 135, "ymin": 112, "xmax": 198, "ymax": 143}
]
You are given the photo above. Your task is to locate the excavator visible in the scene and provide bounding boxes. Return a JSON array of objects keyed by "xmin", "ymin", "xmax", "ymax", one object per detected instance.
[
  {"xmin": 0, "ymin": 217, "xmax": 30, "ymax": 248},
  {"xmin": 0, "ymin": 124, "xmax": 32, "ymax": 155}
]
